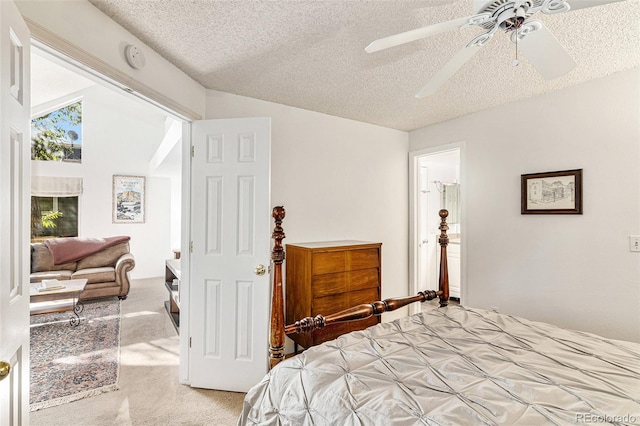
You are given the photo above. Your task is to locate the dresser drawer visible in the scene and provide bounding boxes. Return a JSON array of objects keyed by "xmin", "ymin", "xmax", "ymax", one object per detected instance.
[
  {"xmin": 312, "ymin": 287, "xmax": 379, "ymax": 315},
  {"xmin": 311, "ymin": 269, "xmax": 379, "ymax": 298},
  {"xmin": 347, "ymin": 269, "xmax": 379, "ymax": 292},
  {"xmin": 348, "ymin": 248, "xmax": 379, "ymax": 270},
  {"xmin": 347, "ymin": 287, "xmax": 380, "ymax": 306},
  {"xmin": 312, "ymin": 246, "xmax": 380, "ymax": 275},
  {"xmin": 312, "ymin": 292, "xmax": 348, "ymax": 314},
  {"xmin": 312, "ymin": 251, "xmax": 346, "ymax": 275},
  {"xmin": 312, "ymin": 272, "xmax": 346, "ymax": 297}
]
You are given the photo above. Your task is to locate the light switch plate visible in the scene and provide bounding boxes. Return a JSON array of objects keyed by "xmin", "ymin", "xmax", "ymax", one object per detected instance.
[{"xmin": 630, "ymin": 235, "xmax": 640, "ymax": 252}]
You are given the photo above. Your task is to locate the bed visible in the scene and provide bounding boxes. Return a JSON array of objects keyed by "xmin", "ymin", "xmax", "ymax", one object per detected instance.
[{"xmin": 238, "ymin": 207, "xmax": 640, "ymax": 425}]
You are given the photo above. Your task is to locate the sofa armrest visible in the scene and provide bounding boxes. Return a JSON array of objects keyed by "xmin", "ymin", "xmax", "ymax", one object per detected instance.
[{"xmin": 115, "ymin": 252, "xmax": 135, "ymax": 298}]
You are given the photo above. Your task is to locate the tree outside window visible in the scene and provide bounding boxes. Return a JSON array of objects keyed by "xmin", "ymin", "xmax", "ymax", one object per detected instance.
[
  {"xmin": 31, "ymin": 101, "xmax": 82, "ymax": 162},
  {"xmin": 30, "ymin": 196, "xmax": 79, "ymax": 242}
]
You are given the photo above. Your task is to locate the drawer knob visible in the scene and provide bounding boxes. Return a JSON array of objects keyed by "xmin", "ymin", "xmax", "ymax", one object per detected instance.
[{"xmin": 254, "ymin": 264, "xmax": 266, "ymax": 276}]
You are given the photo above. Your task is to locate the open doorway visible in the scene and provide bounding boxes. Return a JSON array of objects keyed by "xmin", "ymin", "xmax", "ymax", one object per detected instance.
[
  {"xmin": 28, "ymin": 43, "xmax": 187, "ymax": 406},
  {"xmin": 30, "ymin": 44, "xmax": 184, "ymax": 280},
  {"xmin": 409, "ymin": 144, "xmax": 463, "ymax": 314}
]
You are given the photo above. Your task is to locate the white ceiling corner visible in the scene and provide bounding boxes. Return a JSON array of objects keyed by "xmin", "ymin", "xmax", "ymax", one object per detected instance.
[{"xmin": 31, "ymin": 52, "xmax": 97, "ymax": 109}]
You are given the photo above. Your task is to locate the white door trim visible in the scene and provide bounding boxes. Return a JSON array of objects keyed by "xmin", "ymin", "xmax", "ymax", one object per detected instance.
[
  {"xmin": 408, "ymin": 141, "xmax": 466, "ymax": 315},
  {"xmin": 179, "ymin": 122, "xmax": 192, "ymax": 384},
  {"xmin": 24, "ymin": 18, "xmax": 201, "ymax": 122}
]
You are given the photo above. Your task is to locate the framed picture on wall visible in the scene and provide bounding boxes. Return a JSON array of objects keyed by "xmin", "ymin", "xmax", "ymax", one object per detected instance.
[
  {"xmin": 521, "ymin": 169, "xmax": 583, "ymax": 215},
  {"xmin": 113, "ymin": 175, "xmax": 145, "ymax": 223}
]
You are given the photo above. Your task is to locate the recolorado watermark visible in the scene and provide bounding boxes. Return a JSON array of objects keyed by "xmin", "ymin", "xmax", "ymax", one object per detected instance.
[{"xmin": 576, "ymin": 413, "xmax": 637, "ymax": 423}]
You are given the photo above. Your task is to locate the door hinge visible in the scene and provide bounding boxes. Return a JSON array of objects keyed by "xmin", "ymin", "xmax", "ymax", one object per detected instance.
[
  {"xmin": 189, "ymin": 337, "xmax": 192, "ymax": 348},
  {"xmin": 191, "ymin": 145, "xmax": 194, "ymax": 157},
  {"xmin": 190, "ymin": 241, "xmax": 194, "ymax": 253}
]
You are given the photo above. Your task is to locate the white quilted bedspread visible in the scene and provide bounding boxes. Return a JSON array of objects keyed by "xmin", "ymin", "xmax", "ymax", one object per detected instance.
[{"xmin": 239, "ymin": 305, "xmax": 640, "ymax": 425}]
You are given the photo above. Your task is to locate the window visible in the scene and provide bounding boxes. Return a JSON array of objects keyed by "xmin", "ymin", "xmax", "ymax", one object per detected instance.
[
  {"xmin": 30, "ymin": 176, "xmax": 82, "ymax": 242},
  {"xmin": 30, "ymin": 196, "xmax": 79, "ymax": 242},
  {"xmin": 31, "ymin": 100, "xmax": 82, "ymax": 163}
]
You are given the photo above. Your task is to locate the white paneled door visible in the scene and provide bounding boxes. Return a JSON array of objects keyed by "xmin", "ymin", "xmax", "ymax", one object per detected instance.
[
  {"xmin": 189, "ymin": 118, "xmax": 271, "ymax": 391},
  {"xmin": 0, "ymin": 1, "xmax": 31, "ymax": 424}
]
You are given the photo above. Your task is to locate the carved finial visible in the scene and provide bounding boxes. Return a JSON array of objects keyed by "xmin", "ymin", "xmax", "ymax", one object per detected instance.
[
  {"xmin": 439, "ymin": 209, "xmax": 449, "ymax": 246},
  {"xmin": 271, "ymin": 206, "xmax": 286, "ymax": 264},
  {"xmin": 273, "ymin": 206, "xmax": 286, "ymax": 223}
]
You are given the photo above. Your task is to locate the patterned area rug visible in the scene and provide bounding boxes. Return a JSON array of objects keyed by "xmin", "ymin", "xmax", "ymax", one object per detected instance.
[{"xmin": 30, "ymin": 298, "xmax": 121, "ymax": 411}]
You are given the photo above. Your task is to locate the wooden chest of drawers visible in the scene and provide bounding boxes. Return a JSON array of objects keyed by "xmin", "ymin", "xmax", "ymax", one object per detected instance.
[{"xmin": 285, "ymin": 241, "xmax": 382, "ymax": 349}]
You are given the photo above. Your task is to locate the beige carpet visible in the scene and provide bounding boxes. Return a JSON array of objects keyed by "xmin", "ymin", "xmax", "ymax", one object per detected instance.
[{"xmin": 30, "ymin": 277, "xmax": 245, "ymax": 426}]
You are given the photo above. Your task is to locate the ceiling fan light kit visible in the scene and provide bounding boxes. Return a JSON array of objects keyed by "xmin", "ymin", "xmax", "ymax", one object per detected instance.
[{"xmin": 366, "ymin": 0, "xmax": 625, "ymax": 98}]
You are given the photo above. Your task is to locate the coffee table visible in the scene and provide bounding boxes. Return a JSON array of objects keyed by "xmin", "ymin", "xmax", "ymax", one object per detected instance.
[{"xmin": 30, "ymin": 279, "xmax": 88, "ymax": 326}]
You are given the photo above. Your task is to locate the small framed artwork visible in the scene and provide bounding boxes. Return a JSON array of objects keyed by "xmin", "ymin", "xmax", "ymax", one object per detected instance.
[
  {"xmin": 521, "ymin": 169, "xmax": 583, "ymax": 215},
  {"xmin": 113, "ymin": 175, "xmax": 145, "ymax": 223}
]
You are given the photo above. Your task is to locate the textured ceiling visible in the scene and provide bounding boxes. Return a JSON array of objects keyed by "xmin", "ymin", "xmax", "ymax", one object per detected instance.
[{"xmin": 88, "ymin": 0, "xmax": 640, "ymax": 131}]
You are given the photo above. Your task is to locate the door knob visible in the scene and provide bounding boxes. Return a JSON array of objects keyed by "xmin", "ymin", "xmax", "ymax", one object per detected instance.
[
  {"xmin": 0, "ymin": 361, "xmax": 10, "ymax": 381},
  {"xmin": 254, "ymin": 264, "xmax": 266, "ymax": 276}
]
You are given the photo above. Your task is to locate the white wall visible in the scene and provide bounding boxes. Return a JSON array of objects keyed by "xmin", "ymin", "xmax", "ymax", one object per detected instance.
[
  {"xmin": 409, "ymin": 68, "xmax": 640, "ymax": 342},
  {"xmin": 31, "ymin": 85, "xmax": 175, "ymax": 279},
  {"xmin": 206, "ymin": 90, "xmax": 410, "ymax": 321}
]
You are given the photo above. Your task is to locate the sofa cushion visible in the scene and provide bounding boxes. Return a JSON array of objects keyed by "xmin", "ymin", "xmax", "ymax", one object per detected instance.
[
  {"xmin": 31, "ymin": 243, "xmax": 77, "ymax": 273},
  {"xmin": 30, "ymin": 270, "xmax": 73, "ymax": 283},
  {"xmin": 76, "ymin": 242, "xmax": 130, "ymax": 270},
  {"xmin": 72, "ymin": 267, "xmax": 116, "ymax": 284}
]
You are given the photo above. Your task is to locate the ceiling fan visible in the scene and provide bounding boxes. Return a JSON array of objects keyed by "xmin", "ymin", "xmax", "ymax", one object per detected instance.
[{"xmin": 365, "ymin": 0, "xmax": 625, "ymax": 98}]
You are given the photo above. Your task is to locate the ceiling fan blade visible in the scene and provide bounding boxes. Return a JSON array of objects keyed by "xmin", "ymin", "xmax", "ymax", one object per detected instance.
[
  {"xmin": 365, "ymin": 15, "xmax": 477, "ymax": 53},
  {"xmin": 516, "ymin": 21, "xmax": 576, "ymax": 80},
  {"xmin": 415, "ymin": 42, "xmax": 484, "ymax": 98},
  {"xmin": 564, "ymin": 0, "xmax": 625, "ymax": 11}
]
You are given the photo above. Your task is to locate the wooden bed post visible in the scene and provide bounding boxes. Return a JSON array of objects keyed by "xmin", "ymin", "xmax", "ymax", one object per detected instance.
[
  {"xmin": 268, "ymin": 206, "xmax": 286, "ymax": 369},
  {"xmin": 438, "ymin": 209, "xmax": 450, "ymax": 307}
]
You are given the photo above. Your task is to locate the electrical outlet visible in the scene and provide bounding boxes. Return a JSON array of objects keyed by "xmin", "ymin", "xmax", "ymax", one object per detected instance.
[{"xmin": 630, "ymin": 236, "xmax": 640, "ymax": 252}]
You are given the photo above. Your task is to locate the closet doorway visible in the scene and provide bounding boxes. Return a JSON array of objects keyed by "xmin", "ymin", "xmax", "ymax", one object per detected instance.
[{"xmin": 409, "ymin": 143, "xmax": 464, "ymax": 314}]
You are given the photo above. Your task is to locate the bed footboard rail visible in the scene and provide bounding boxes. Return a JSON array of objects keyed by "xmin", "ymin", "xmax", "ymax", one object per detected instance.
[
  {"xmin": 268, "ymin": 206, "xmax": 450, "ymax": 368},
  {"xmin": 284, "ymin": 290, "xmax": 441, "ymax": 334}
]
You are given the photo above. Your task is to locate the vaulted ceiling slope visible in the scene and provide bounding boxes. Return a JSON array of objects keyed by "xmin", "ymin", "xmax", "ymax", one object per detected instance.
[{"xmin": 89, "ymin": 0, "xmax": 639, "ymax": 131}]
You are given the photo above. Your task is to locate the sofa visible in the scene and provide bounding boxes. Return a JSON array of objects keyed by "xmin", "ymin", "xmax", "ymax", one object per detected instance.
[{"xmin": 30, "ymin": 236, "xmax": 135, "ymax": 300}]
